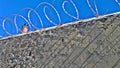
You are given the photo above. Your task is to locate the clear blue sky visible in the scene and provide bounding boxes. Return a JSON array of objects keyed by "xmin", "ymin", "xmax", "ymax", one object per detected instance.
[
  {"xmin": 0, "ymin": 0, "xmax": 42, "ymax": 17},
  {"xmin": 0, "ymin": 0, "xmax": 120, "ymax": 38}
]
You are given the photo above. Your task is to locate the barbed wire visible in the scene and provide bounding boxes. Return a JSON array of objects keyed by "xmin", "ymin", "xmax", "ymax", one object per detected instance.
[
  {"xmin": 115, "ymin": 0, "xmax": 120, "ymax": 6},
  {"xmin": 0, "ymin": 0, "xmax": 118, "ymax": 39},
  {"xmin": 0, "ymin": 0, "xmax": 120, "ymax": 68},
  {"xmin": 36, "ymin": 15, "xmax": 120, "ymax": 68}
]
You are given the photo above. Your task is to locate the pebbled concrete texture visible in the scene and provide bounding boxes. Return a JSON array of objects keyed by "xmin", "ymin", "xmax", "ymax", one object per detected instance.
[{"xmin": 0, "ymin": 14, "xmax": 120, "ymax": 68}]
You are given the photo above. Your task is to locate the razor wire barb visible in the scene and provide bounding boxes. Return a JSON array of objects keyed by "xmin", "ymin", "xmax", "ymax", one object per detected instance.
[
  {"xmin": 0, "ymin": 0, "xmax": 115, "ymax": 39},
  {"xmin": 0, "ymin": 0, "xmax": 120, "ymax": 68}
]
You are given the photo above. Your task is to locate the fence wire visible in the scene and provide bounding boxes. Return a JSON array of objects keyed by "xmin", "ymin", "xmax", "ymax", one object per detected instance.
[
  {"xmin": 0, "ymin": 0, "xmax": 120, "ymax": 68},
  {"xmin": 0, "ymin": 0, "xmax": 119, "ymax": 39}
]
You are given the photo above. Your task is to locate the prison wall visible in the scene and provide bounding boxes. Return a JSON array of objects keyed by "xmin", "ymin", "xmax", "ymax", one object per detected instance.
[{"xmin": 0, "ymin": 14, "xmax": 120, "ymax": 68}]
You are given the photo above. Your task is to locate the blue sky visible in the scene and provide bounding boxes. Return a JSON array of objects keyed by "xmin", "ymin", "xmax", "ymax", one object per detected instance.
[
  {"xmin": 0, "ymin": 0, "xmax": 120, "ymax": 38},
  {"xmin": 0, "ymin": 0, "xmax": 40, "ymax": 17}
]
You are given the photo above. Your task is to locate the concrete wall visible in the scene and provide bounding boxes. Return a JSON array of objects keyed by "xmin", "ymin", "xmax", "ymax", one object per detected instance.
[{"xmin": 0, "ymin": 14, "xmax": 120, "ymax": 68}]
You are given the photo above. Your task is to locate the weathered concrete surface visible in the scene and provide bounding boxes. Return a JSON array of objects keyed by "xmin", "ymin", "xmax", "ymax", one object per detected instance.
[{"xmin": 0, "ymin": 14, "xmax": 120, "ymax": 68}]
